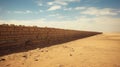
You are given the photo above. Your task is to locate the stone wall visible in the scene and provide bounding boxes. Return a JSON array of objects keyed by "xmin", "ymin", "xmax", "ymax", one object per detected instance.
[{"xmin": 0, "ymin": 24, "xmax": 101, "ymax": 47}]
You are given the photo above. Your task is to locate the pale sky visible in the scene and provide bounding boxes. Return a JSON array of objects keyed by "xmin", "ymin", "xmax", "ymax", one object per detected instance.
[{"xmin": 0, "ymin": 0, "xmax": 120, "ymax": 32}]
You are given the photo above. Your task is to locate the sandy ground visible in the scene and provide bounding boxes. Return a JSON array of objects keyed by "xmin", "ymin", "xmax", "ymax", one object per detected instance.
[{"xmin": 0, "ymin": 33, "xmax": 120, "ymax": 67}]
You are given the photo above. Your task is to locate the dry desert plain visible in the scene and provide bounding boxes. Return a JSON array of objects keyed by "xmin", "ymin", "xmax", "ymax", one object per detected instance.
[{"xmin": 0, "ymin": 33, "xmax": 120, "ymax": 67}]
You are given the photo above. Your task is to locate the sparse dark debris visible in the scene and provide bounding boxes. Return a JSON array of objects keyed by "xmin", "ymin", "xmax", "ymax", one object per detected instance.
[
  {"xmin": 22, "ymin": 63, "xmax": 24, "ymax": 65},
  {"xmin": 70, "ymin": 54, "xmax": 72, "ymax": 56},
  {"xmin": 0, "ymin": 58, "xmax": 6, "ymax": 61},
  {"xmin": 40, "ymin": 49, "xmax": 48, "ymax": 52},
  {"xmin": 34, "ymin": 58, "xmax": 39, "ymax": 61},
  {"xmin": 35, "ymin": 59, "xmax": 39, "ymax": 61},
  {"xmin": 45, "ymin": 50, "xmax": 48, "ymax": 52},
  {"xmin": 63, "ymin": 46, "xmax": 68, "ymax": 48},
  {"xmin": 40, "ymin": 50, "xmax": 44, "ymax": 52},
  {"xmin": 6, "ymin": 64, "xmax": 10, "ymax": 66},
  {"xmin": 22, "ymin": 55, "xmax": 27, "ymax": 59}
]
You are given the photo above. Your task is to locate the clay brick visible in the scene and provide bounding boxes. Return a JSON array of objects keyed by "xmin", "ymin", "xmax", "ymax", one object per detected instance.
[{"xmin": 0, "ymin": 24, "xmax": 101, "ymax": 47}]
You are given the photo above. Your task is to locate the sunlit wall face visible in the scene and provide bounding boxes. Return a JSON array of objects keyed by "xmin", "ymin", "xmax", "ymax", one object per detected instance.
[{"xmin": 0, "ymin": 0, "xmax": 120, "ymax": 32}]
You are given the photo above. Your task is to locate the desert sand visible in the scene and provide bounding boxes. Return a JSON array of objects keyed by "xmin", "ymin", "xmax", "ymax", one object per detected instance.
[{"xmin": 0, "ymin": 33, "xmax": 120, "ymax": 67}]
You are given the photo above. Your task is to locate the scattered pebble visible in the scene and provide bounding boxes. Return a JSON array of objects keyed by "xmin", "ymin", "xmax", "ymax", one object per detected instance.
[
  {"xmin": 22, "ymin": 55, "xmax": 27, "ymax": 59},
  {"xmin": 40, "ymin": 50, "xmax": 44, "ymax": 52},
  {"xmin": 35, "ymin": 59, "xmax": 39, "ymax": 61},
  {"xmin": 6, "ymin": 64, "xmax": 10, "ymax": 66},
  {"xmin": 40, "ymin": 49, "xmax": 48, "ymax": 52},
  {"xmin": 0, "ymin": 58, "xmax": 6, "ymax": 61},
  {"xmin": 63, "ymin": 46, "xmax": 68, "ymax": 48},
  {"xmin": 70, "ymin": 54, "xmax": 72, "ymax": 56},
  {"xmin": 22, "ymin": 63, "xmax": 24, "ymax": 65},
  {"xmin": 45, "ymin": 50, "xmax": 48, "ymax": 52}
]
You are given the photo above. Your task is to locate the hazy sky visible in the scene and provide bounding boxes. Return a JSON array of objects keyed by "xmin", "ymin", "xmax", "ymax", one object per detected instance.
[{"xmin": 0, "ymin": 0, "xmax": 120, "ymax": 32}]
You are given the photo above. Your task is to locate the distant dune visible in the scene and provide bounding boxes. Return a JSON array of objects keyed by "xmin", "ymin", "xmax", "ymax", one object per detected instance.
[{"xmin": 0, "ymin": 33, "xmax": 120, "ymax": 67}]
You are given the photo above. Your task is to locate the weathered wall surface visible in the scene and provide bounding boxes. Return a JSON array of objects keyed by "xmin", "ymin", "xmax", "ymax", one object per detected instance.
[{"xmin": 0, "ymin": 24, "xmax": 101, "ymax": 47}]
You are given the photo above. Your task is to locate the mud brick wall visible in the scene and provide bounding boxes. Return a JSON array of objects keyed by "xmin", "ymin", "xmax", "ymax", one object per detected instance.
[{"xmin": 0, "ymin": 24, "xmax": 101, "ymax": 47}]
